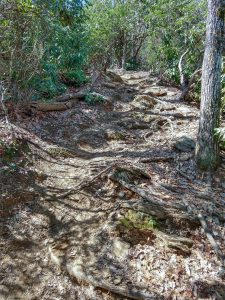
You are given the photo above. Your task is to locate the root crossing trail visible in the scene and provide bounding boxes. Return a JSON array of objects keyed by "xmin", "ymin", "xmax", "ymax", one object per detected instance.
[{"xmin": 1, "ymin": 70, "xmax": 225, "ymax": 300}]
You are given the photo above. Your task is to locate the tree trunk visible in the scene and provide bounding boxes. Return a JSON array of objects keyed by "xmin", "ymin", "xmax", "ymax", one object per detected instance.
[
  {"xmin": 178, "ymin": 49, "xmax": 189, "ymax": 92},
  {"xmin": 195, "ymin": 0, "xmax": 225, "ymax": 171}
]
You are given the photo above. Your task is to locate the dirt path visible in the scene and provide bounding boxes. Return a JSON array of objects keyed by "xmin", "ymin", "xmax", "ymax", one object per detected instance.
[{"xmin": 1, "ymin": 71, "xmax": 225, "ymax": 300}]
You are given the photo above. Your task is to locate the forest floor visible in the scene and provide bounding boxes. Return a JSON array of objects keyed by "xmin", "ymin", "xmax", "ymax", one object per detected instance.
[{"xmin": 1, "ymin": 70, "xmax": 225, "ymax": 300}]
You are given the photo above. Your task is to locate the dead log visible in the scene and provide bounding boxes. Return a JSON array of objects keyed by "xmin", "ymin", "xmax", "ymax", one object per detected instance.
[
  {"xmin": 54, "ymin": 90, "xmax": 88, "ymax": 102},
  {"xmin": 30, "ymin": 101, "xmax": 73, "ymax": 112},
  {"xmin": 31, "ymin": 91, "xmax": 112, "ymax": 112}
]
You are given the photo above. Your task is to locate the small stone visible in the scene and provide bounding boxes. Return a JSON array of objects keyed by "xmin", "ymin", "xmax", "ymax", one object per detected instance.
[
  {"xmin": 221, "ymin": 183, "xmax": 225, "ymax": 189},
  {"xmin": 213, "ymin": 217, "xmax": 220, "ymax": 225},
  {"xmin": 118, "ymin": 192, "xmax": 125, "ymax": 198},
  {"xmin": 112, "ymin": 238, "xmax": 130, "ymax": 260},
  {"xmin": 113, "ymin": 277, "xmax": 122, "ymax": 285}
]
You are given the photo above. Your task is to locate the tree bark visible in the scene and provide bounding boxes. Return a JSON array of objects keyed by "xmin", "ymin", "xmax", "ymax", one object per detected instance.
[{"xmin": 195, "ymin": 0, "xmax": 225, "ymax": 170}]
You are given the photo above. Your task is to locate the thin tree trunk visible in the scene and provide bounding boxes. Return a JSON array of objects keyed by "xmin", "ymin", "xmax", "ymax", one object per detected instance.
[
  {"xmin": 195, "ymin": 0, "xmax": 225, "ymax": 171},
  {"xmin": 121, "ymin": 42, "xmax": 126, "ymax": 69},
  {"xmin": 178, "ymin": 49, "xmax": 189, "ymax": 92}
]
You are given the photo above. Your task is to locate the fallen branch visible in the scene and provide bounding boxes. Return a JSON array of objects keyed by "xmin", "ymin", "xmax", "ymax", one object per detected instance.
[
  {"xmin": 198, "ymin": 213, "xmax": 225, "ymax": 265},
  {"xmin": 55, "ymin": 71, "xmax": 101, "ymax": 102}
]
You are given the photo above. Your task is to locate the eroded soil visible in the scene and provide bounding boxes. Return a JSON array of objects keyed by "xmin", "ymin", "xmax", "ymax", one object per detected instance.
[{"xmin": 1, "ymin": 70, "xmax": 225, "ymax": 300}]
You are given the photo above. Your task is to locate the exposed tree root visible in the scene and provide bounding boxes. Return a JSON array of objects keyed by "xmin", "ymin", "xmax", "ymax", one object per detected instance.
[
  {"xmin": 139, "ymin": 156, "xmax": 174, "ymax": 163},
  {"xmin": 110, "ymin": 172, "xmax": 187, "ymax": 210},
  {"xmin": 66, "ymin": 269, "xmax": 156, "ymax": 300},
  {"xmin": 59, "ymin": 165, "xmax": 113, "ymax": 198},
  {"xmin": 155, "ymin": 230, "xmax": 193, "ymax": 255},
  {"xmin": 182, "ymin": 199, "xmax": 225, "ymax": 267}
]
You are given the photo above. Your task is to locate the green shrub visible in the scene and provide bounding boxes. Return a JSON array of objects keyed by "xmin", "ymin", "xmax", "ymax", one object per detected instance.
[
  {"xmin": 125, "ymin": 58, "xmax": 140, "ymax": 71},
  {"xmin": 215, "ymin": 127, "xmax": 225, "ymax": 149},
  {"xmin": 85, "ymin": 93, "xmax": 105, "ymax": 105},
  {"xmin": 0, "ymin": 139, "xmax": 29, "ymax": 174},
  {"xmin": 63, "ymin": 69, "xmax": 88, "ymax": 86}
]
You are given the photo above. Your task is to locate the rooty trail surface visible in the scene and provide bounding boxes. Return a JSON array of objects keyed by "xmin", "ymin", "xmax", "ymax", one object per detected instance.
[{"xmin": 1, "ymin": 70, "xmax": 225, "ymax": 300}]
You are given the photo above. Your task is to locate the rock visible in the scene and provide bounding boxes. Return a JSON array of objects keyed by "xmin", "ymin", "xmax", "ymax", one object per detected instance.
[
  {"xmin": 113, "ymin": 276, "xmax": 122, "ymax": 285},
  {"xmin": 174, "ymin": 136, "xmax": 195, "ymax": 152},
  {"xmin": 118, "ymin": 191, "xmax": 125, "ymax": 198},
  {"xmin": 102, "ymin": 82, "xmax": 118, "ymax": 89},
  {"xmin": 176, "ymin": 107, "xmax": 193, "ymax": 116},
  {"xmin": 106, "ymin": 70, "xmax": 124, "ymax": 83},
  {"xmin": 112, "ymin": 238, "xmax": 130, "ymax": 260},
  {"xmin": 103, "ymin": 99, "xmax": 114, "ymax": 111},
  {"xmin": 221, "ymin": 183, "xmax": 225, "ymax": 189},
  {"xmin": 131, "ymin": 95, "xmax": 157, "ymax": 110},
  {"xmin": 143, "ymin": 87, "xmax": 167, "ymax": 97}
]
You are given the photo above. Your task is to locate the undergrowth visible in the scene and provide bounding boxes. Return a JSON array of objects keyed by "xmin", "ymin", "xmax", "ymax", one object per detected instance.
[
  {"xmin": 119, "ymin": 210, "xmax": 157, "ymax": 231},
  {"xmin": 85, "ymin": 93, "xmax": 105, "ymax": 105},
  {"xmin": 0, "ymin": 138, "xmax": 29, "ymax": 174}
]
